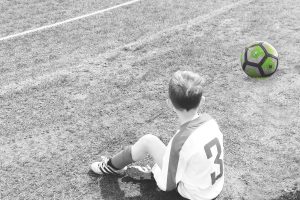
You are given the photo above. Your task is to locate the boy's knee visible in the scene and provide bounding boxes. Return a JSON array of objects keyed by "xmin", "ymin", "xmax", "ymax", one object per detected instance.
[{"xmin": 141, "ymin": 134, "xmax": 159, "ymax": 145}]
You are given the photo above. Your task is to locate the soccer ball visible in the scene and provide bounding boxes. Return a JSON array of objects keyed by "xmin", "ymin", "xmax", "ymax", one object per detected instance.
[{"xmin": 240, "ymin": 41, "xmax": 278, "ymax": 78}]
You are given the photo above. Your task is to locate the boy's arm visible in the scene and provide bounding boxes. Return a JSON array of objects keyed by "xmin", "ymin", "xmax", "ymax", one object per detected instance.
[
  {"xmin": 152, "ymin": 141, "xmax": 187, "ymax": 192},
  {"xmin": 151, "ymin": 141, "xmax": 175, "ymax": 191}
]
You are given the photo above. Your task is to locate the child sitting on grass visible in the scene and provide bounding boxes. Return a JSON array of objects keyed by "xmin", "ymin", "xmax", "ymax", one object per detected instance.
[{"xmin": 90, "ymin": 71, "xmax": 224, "ymax": 200}]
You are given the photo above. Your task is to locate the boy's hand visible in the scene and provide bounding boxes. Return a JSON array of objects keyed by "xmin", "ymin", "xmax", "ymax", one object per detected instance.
[{"xmin": 126, "ymin": 165, "xmax": 153, "ymax": 180}]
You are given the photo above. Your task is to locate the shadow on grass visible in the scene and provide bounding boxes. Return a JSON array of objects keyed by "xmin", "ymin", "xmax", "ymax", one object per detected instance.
[
  {"xmin": 88, "ymin": 170, "xmax": 187, "ymax": 200},
  {"xmin": 271, "ymin": 190, "xmax": 300, "ymax": 200}
]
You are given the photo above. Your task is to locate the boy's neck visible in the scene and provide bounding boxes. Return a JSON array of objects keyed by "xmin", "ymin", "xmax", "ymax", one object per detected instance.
[{"xmin": 177, "ymin": 111, "xmax": 200, "ymax": 126}]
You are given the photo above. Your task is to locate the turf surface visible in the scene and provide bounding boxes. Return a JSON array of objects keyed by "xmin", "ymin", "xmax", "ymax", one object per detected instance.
[{"xmin": 0, "ymin": 0, "xmax": 299, "ymax": 199}]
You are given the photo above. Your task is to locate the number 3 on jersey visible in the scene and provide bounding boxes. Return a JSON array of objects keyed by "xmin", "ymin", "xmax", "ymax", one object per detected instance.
[{"xmin": 204, "ymin": 138, "xmax": 224, "ymax": 185}]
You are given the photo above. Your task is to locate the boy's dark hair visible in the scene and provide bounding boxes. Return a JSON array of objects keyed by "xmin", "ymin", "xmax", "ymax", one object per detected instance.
[{"xmin": 169, "ymin": 71, "xmax": 203, "ymax": 111}]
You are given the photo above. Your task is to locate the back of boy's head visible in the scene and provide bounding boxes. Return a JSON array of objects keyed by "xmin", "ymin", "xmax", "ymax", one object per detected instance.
[{"xmin": 169, "ymin": 71, "xmax": 203, "ymax": 111}]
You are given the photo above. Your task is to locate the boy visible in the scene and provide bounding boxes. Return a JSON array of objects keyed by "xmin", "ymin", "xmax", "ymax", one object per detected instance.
[{"xmin": 90, "ymin": 71, "xmax": 224, "ymax": 200}]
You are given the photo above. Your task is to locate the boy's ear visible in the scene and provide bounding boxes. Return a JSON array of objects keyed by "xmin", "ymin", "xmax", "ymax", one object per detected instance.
[
  {"xmin": 198, "ymin": 96, "xmax": 206, "ymax": 110},
  {"xmin": 166, "ymin": 99, "xmax": 174, "ymax": 110}
]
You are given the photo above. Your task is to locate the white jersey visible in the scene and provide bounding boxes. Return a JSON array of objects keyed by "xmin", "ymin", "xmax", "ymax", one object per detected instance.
[{"xmin": 152, "ymin": 114, "xmax": 224, "ymax": 200}]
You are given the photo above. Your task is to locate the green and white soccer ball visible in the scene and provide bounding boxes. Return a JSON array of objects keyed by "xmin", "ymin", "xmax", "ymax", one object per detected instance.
[{"xmin": 241, "ymin": 41, "xmax": 279, "ymax": 78}]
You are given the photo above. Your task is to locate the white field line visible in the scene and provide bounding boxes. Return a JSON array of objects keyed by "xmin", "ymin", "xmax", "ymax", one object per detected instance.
[
  {"xmin": 0, "ymin": 0, "xmax": 141, "ymax": 42},
  {"xmin": 0, "ymin": 0, "xmax": 253, "ymax": 96}
]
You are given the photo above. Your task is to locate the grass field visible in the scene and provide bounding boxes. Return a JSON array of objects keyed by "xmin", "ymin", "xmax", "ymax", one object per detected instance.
[{"xmin": 0, "ymin": 0, "xmax": 299, "ymax": 199}]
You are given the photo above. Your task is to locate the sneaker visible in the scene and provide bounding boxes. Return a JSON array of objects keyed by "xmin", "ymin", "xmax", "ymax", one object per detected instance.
[
  {"xmin": 90, "ymin": 156, "xmax": 126, "ymax": 175},
  {"xmin": 126, "ymin": 165, "xmax": 153, "ymax": 180}
]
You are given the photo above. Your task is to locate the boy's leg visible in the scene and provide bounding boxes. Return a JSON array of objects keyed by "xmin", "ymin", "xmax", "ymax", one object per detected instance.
[
  {"xmin": 91, "ymin": 134, "xmax": 166, "ymax": 175},
  {"xmin": 126, "ymin": 134, "xmax": 167, "ymax": 180},
  {"xmin": 111, "ymin": 134, "xmax": 166, "ymax": 169},
  {"xmin": 130, "ymin": 134, "xmax": 166, "ymax": 169}
]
